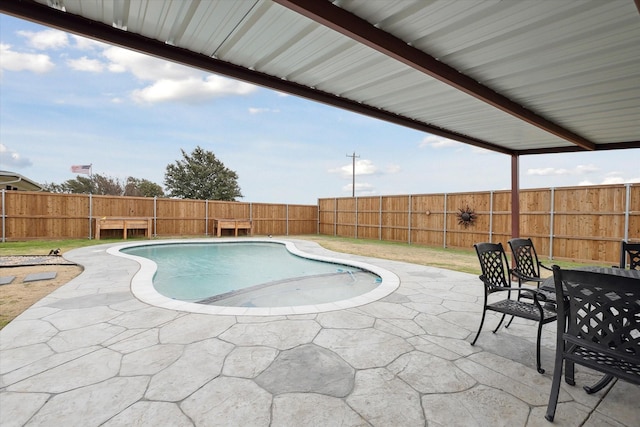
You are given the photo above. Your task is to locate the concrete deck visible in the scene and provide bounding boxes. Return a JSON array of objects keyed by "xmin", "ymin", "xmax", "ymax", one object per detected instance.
[{"xmin": 1, "ymin": 239, "xmax": 638, "ymax": 426}]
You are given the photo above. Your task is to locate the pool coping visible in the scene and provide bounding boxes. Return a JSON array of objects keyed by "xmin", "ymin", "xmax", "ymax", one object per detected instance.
[{"xmin": 107, "ymin": 238, "xmax": 400, "ymax": 316}]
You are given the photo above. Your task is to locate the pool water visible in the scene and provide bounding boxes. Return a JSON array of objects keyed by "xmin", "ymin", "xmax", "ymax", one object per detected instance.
[{"xmin": 121, "ymin": 242, "xmax": 381, "ymax": 307}]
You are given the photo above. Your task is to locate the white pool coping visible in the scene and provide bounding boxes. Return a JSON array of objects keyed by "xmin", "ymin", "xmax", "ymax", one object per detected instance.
[{"xmin": 107, "ymin": 238, "xmax": 400, "ymax": 316}]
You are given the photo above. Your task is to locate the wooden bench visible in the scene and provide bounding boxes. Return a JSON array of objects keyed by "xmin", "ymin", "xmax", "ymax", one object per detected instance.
[
  {"xmin": 213, "ymin": 218, "xmax": 252, "ymax": 237},
  {"xmin": 95, "ymin": 217, "xmax": 152, "ymax": 240}
]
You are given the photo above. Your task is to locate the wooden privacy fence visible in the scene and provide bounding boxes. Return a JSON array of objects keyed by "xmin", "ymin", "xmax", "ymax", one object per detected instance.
[
  {"xmin": 319, "ymin": 183, "xmax": 640, "ymax": 264},
  {"xmin": 0, "ymin": 191, "xmax": 318, "ymax": 240},
  {"xmin": 2, "ymin": 183, "xmax": 639, "ymax": 264}
]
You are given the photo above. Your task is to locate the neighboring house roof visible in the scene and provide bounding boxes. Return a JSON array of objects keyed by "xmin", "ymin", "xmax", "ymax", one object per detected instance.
[
  {"xmin": 1, "ymin": 0, "xmax": 639, "ymax": 155},
  {"xmin": 0, "ymin": 170, "xmax": 44, "ymax": 191}
]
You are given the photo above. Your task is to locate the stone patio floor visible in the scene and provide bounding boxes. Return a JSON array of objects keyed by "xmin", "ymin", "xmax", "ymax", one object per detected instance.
[{"xmin": 0, "ymin": 239, "xmax": 638, "ymax": 426}]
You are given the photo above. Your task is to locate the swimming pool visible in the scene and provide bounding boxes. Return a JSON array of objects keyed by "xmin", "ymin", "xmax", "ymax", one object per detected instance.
[{"xmin": 109, "ymin": 238, "xmax": 400, "ymax": 316}]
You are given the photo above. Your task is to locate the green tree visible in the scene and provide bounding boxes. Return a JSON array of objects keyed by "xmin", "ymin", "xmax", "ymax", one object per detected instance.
[
  {"xmin": 124, "ymin": 177, "xmax": 165, "ymax": 197},
  {"xmin": 164, "ymin": 146, "xmax": 242, "ymax": 200},
  {"xmin": 54, "ymin": 175, "xmax": 97, "ymax": 194},
  {"xmin": 45, "ymin": 174, "xmax": 163, "ymax": 197},
  {"xmin": 93, "ymin": 174, "xmax": 123, "ymax": 195}
]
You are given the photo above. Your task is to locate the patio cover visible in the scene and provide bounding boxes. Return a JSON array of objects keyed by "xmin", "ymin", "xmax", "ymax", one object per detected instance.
[{"xmin": 2, "ymin": 0, "xmax": 639, "ymax": 235}]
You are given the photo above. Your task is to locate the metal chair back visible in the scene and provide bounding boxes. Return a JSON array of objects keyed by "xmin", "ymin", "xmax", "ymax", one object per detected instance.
[
  {"xmin": 620, "ymin": 241, "xmax": 640, "ymax": 270},
  {"xmin": 508, "ymin": 238, "xmax": 543, "ymax": 282},
  {"xmin": 474, "ymin": 242, "xmax": 511, "ymax": 292}
]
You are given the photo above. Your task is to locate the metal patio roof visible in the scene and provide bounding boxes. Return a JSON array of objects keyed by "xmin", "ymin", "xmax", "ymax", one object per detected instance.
[{"xmin": 2, "ymin": 0, "xmax": 639, "ymax": 157}]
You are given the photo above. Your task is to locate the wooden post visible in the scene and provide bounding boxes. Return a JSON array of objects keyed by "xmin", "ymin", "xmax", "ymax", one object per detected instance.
[{"xmin": 511, "ymin": 154, "xmax": 520, "ymax": 239}]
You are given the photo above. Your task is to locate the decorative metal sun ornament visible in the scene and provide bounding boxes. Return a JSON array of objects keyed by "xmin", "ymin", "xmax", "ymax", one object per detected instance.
[{"xmin": 457, "ymin": 205, "xmax": 477, "ymax": 228}]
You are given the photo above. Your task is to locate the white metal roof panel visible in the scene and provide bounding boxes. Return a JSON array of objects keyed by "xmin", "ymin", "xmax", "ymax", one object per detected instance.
[{"xmin": 3, "ymin": 0, "xmax": 638, "ymax": 154}]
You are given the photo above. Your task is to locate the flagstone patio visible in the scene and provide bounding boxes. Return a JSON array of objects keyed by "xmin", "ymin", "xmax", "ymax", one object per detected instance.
[{"xmin": 0, "ymin": 239, "xmax": 637, "ymax": 426}]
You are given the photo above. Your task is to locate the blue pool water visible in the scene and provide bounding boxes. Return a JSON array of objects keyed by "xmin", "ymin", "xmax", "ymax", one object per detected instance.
[{"xmin": 121, "ymin": 242, "xmax": 381, "ymax": 305}]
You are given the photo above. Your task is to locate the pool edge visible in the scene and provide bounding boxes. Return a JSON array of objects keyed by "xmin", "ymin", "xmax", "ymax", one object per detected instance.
[{"xmin": 107, "ymin": 238, "xmax": 400, "ymax": 316}]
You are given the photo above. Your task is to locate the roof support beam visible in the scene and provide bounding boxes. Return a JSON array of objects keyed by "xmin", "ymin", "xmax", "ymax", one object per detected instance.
[
  {"xmin": 0, "ymin": 0, "xmax": 512, "ymax": 156},
  {"xmin": 275, "ymin": 0, "xmax": 597, "ymax": 151},
  {"xmin": 518, "ymin": 140, "xmax": 640, "ymax": 156},
  {"xmin": 511, "ymin": 155, "xmax": 520, "ymax": 240}
]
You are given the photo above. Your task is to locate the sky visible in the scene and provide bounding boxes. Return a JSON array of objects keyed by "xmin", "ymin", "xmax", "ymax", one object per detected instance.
[{"xmin": 1, "ymin": 15, "xmax": 638, "ymax": 205}]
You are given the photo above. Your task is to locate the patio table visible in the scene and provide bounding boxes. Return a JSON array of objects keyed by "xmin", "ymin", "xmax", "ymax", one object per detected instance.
[
  {"xmin": 539, "ymin": 266, "xmax": 640, "ymax": 302},
  {"xmin": 542, "ymin": 266, "xmax": 640, "ymax": 395}
]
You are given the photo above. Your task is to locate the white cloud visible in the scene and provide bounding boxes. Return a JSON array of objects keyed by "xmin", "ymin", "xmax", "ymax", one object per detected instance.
[
  {"xmin": 70, "ymin": 34, "xmax": 109, "ymax": 51},
  {"xmin": 601, "ymin": 176, "xmax": 626, "ymax": 185},
  {"xmin": 18, "ymin": 29, "xmax": 68, "ymax": 50},
  {"xmin": 102, "ymin": 46, "xmax": 196, "ymax": 81},
  {"xmin": 329, "ymin": 159, "xmax": 379, "ymax": 178},
  {"xmin": 0, "ymin": 144, "xmax": 33, "ymax": 168},
  {"xmin": 0, "ymin": 43, "xmax": 55, "ymax": 73},
  {"xmin": 98, "ymin": 46, "xmax": 257, "ymax": 103},
  {"xmin": 356, "ymin": 160, "xmax": 378, "ymax": 175},
  {"xmin": 131, "ymin": 75, "xmax": 257, "ymax": 104},
  {"xmin": 527, "ymin": 164, "xmax": 600, "ymax": 176},
  {"xmin": 419, "ymin": 134, "xmax": 460, "ymax": 149},
  {"xmin": 601, "ymin": 172, "xmax": 640, "ymax": 185},
  {"xmin": 527, "ymin": 167, "xmax": 559, "ymax": 176},
  {"xmin": 2, "ymin": 33, "xmax": 257, "ymax": 104},
  {"xmin": 67, "ymin": 56, "xmax": 104, "ymax": 72},
  {"xmin": 249, "ymin": 107, "xmax": 280, "ymax": 114}
]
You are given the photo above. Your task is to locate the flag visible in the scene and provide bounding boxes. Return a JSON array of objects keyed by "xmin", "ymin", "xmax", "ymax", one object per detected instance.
[{"xmin": 71, "ymin": 164, "xmax": 92, "ymax": 174}]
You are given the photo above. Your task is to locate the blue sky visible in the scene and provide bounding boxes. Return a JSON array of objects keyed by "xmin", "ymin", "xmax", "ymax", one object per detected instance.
[{"xmin": 1, "ymin": 15, "xmax": 638, "ymax": 205}]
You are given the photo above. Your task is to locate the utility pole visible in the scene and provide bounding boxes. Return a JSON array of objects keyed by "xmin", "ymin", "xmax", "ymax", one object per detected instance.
[{"xmin": 346, "ymin": 152, "xmax": 359, "ymax": 197}]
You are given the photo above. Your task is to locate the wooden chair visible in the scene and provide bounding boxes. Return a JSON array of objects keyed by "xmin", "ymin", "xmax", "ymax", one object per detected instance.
[
  {"xmin": 472, "ymin": 242, "xmax": 557, "ymax": 374},
  {"xmin": 545, "ymin": 266, "xmax": 640, "ymax": 422},
  {"xmin": 619, "ymin": 241, "xmax": 640, "ymax": 270},
  {"xmin": 508, "ymin": 237, "xmax": 556, "ymax": 303}
]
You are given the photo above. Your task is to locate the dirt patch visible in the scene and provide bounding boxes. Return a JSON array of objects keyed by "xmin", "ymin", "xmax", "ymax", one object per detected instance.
[{"xmin": 0, "ymin": 265, "xmax": 83, "ymax": 328}]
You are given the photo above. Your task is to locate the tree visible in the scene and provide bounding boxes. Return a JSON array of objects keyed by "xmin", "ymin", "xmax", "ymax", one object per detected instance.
[
  {"xmin": 93, "ymin": 174, "xmax": 124, "ymax": 195},
  {"xmin": 164, "ymin": 146, "xmax": 242, "ymax": 201},
  {"xmin": 124, "ymin": 177, "xmax": 164, "ymax": 197},
  {"xmin": 45, "ymin": 174, "xmax": 164, "ymax": 197}
]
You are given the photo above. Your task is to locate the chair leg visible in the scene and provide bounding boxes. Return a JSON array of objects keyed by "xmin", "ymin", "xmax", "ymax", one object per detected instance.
[
  {"xmin": 545, "ymin": 357, "xmax": 564, "ymax": 421},
  {"xmin": 492, "ymin": 313, "xmax": 507, "ymax": 333},
  {"xmin": 584, "ymin": 374, "xmax": 613, "ymax": 394},
  {"xmin": 505, "ymin": 315, "xmax": 515, "ymax": 328},
  {"xmin": 564, "ymin": 359, "xmax": 575, "ymax": 386},
  {"xmin": 507, "ymin": 286, "xmax": 523, "ymax": 329},
  {"xmin": 535, "ymin": 321, "xmax": 545, "ymax": 374},
  {"xmin": 471, "ymin": 309, "xmax": 488, "ymax": 346}
]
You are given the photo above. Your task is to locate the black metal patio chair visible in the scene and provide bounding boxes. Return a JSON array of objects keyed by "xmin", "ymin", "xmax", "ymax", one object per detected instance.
[
  {"xmin": 584, "ymin": 241, "xmax": 640, "ymax": 395},
  {"xmin": 508, "ymin": 237, "xmax": 556, "ymax": 304},
  {"xmin": 545, "ymin": 266, "xmax": 640, "ymax": 422},
  {"xmin": 471, "ymin": 242, "xmax": 557, "ymax": 374},
  {"xmin": 619, "ymin": 240, "xmax": 640, "ymax": 270}
]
